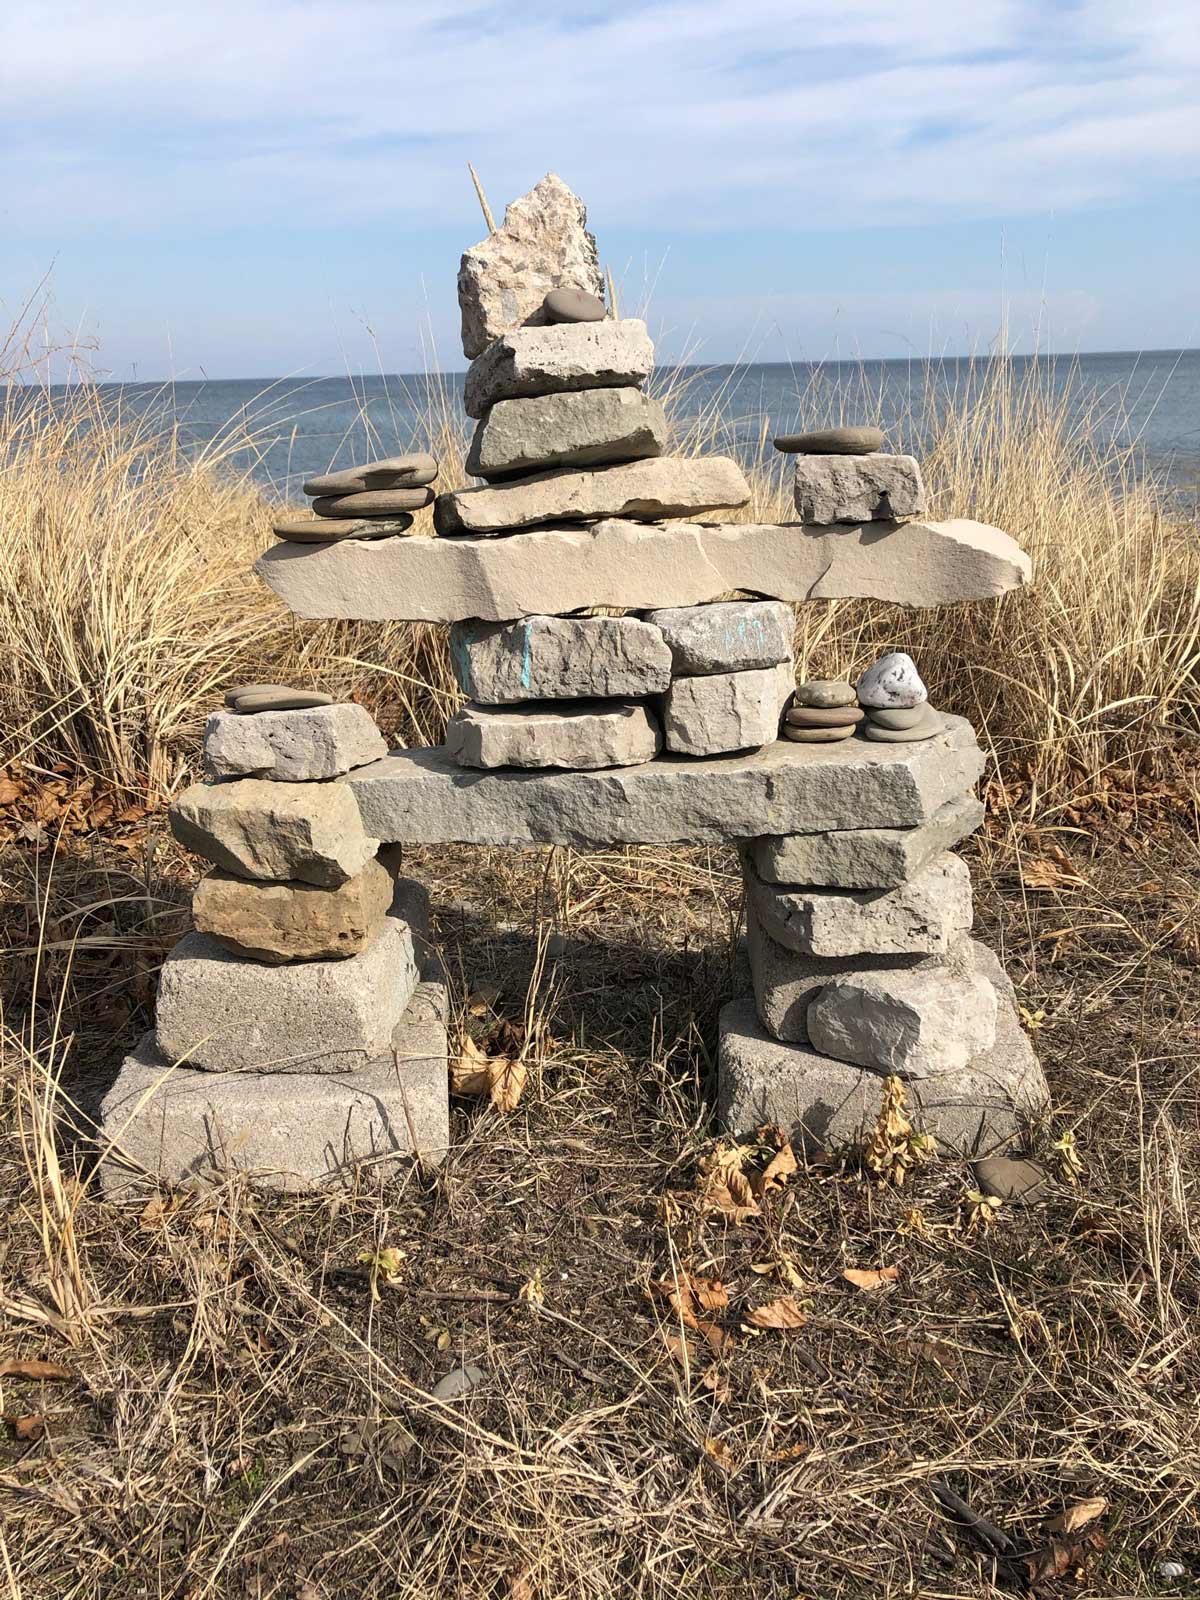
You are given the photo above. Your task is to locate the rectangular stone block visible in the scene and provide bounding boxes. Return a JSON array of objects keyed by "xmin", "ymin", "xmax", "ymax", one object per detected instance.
[
  {"xmin": 256, "ymin": 517, "xmax": 1032, "ymax": 625},
  {"xmin": 191, "ymin": 857, "xmax": 394, "ymax": 964},
  {"xmin": 450, "ymin": 615, "xmax": 672, "ymax": 703},
  {"xmin": 466, "ymin": 387, "xmax": 668, "ymax": 479},
  {"xmin": 662, "ymin": 660, "xmax": 794, "ymax": 756},
  {"xmin": 434, "ymin": 456, "xmax": 750, "ymax": 535},
  {"xmin": 346, "ymin": 715, "xmax": 984, "ymax": 847},
  {"xmin": 170, "ymin": 778, "xmax": 378, "ymax": 887},
  {"xmin": 445, "ymin": 700, "xmax": 661, "ymax": 770},
  {"xmin": 807, "ymin": 962, "xmax": 997, "ymax": 1078},
  {"xmin": 203, "ymin": 703, "xmax": 386, "ymax": 782},
  {"xmin": 793, "ymin": 453, "xmax": 926, "ymax": 524},
  {"xmin": 96, "ymin": 983, "xmax": 449, "ymax": 1194},
  {"xmin": 744, "ymin": 850, "xmax": 972, "ymax": 957},
  {"xmin": 750, "ymin": 793, "xmax": 985, "ymax": 890},
  {"xmin": 646, "ymin": 600, "xmax": 794, "ymax": 675},
  {"xmin": 464, "ymin": 320, "xmax": 655, "ymax": 418}
]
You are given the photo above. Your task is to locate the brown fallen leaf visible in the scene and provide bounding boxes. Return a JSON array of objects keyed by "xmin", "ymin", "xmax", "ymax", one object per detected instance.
[
  {"xmin": 661, "ymin": 1329, "xmax": 696, "ymax": 1376},
  {"xmin": 0, "ymin": 1358, "xmax": 75, "ymax": 1381},
  {"xmin": 7, "ymin": 1414, "xmax": 45, "ymax": 1441},
  {"xmin": 745, "ymin": 1295, "xmax": 808, "ymax": 1330},
  {"xmin": 697, "ymin": 1142, "xmax": 760, "ymax": 1223},
  {"xmin": 508, "ymin": 1565, "xmax": 535, "ymax": 1600},
  {"xmin": 750, "ymin": 1126, "xmax": 798, "ymax": 1198},
  {"xmin": 1025, "ymin": 1528, "xmax": 1107, "ymax": 1586},
  {"xmin": 467, "ymin": 983, "xmax": 503, "ymax": 1016},
  {"xmin": 843, "ymin": 1266, "xmax": 900, "ymax": 1292},
  {"xmin": 703, "ymin": 1435, "xmax": 736, "ymax": 1471},
  {"xmin": 1045, "ymin": 1496, "xmax": 1108, "ymax": 1535},
  {"xmin": 489, "ymin": 1055, "xmax": 527, "ymax": 1114},
  {"xmin": 449, "ymin": 1033, "xmax": 492, "ymax": 1097},
  {"xmin": 652, "ymin": 1273, "xmax": 728, "ymax": 1353}
]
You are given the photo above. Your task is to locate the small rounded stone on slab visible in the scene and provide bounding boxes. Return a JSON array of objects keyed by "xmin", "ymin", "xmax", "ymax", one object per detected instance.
[
  {"xmin": 225, "ymin": 685, "xmax": 336, "ymax": 713},
  {"xmin": 311, "ymin": 487, "xmax": 435, "ymax": 519},
  {"xmin": 303, "ymin": 453, "xmax": 439, "ymax": 496},
  {"xmin": 972, "ymin": 1155, "xmax": 1050, "ymax": 1204},
  {"xmin": 272, "ymin": 515, "xmax": 416, "ymax": 543},
  {"xmin": 785, "ymin": 705, "xmax": 865, "ymax": 728},
  {"xmin": 794, "ymin": 679, "xmax": 857, "ymax": 708},
  {"xmin": 773, "ymin": 425, "xmax": 886, "ymax": 456},
  {"xmin": 783, "ymin": 723, "xmax": 857, "ymax": 743},
  {"xmin": 866, "ymin": 705, "xmax": 929, "ymax": 730},
  {"xmin": 862, "ymin": 707, "xmax": 941, "ymax": 742},
  {"xmin": 543, "ymin": 287, "xmax": 606, "ymax": 324},
  {"xmin": 856, "ymin": 650, "xmax": 928, "ymax": 708}
]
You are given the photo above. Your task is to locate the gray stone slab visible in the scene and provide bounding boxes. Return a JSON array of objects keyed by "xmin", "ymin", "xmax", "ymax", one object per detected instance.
[
  {"xmin": 807, "ymin": 963, "xmax": 998, "ymax": 1077},
  {"xmin": 451, "ymin": 615, "xmax": 672, "ymax": 703},
  {"xmin": 96, "ymin": 984, "xmax": 449, "ymax": 1194},
  {"xmin": 255, "ymin": 517, "xmax": 1033, "ymax": 625},
  {"xmin": 466, "ymin": 388, "xmax": 667, "ymax": 479},
  {"xmin": 464, "ymin": 320, "xmax": 655, "ymax": 418},
  {"xmin": 646, "ymin": 600, "xmax": 795, "ymax": 675},
  {"xmin": 662, "ymin": 660, "xmax": 794, "ymax": 756},
  {"xmin": 203, "ymin": 703, "xmax": 387, "ymax": 782},
  {"xmin": 445, "ymin": 699, "xmax": 661, "ymax": 770},
  {"xmin": 793, "ymin": 453, "xmax": 926, "ymax": 523},
  {"xmin": 750, "ymin": 793, "xmax": 984, "ymax": 889},
  {"xmin": 718, "ymin": 942, "xmax": 1048, "ymax": 1155},
  {"xmin": 170, "ymin": 778, "xmax": 379, "ymax": 887},
  {"xmin": 346, "ymin": 715, "xmax": 984, "ymax": 847}
]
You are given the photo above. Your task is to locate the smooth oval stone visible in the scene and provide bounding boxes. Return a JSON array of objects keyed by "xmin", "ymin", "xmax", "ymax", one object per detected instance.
[
  {"xmin": 303, "ymin": 453, "xmax": 438, "ymax": 496},
  {"xmin": 785, "ymin": 705, "xmax": 865, "ymax": 728},
  {"xmin": 793, "ymin": 679, "xmax": 857, "ymax": 708},
  {"xmin": 862, "ymin": 708, "xmax": 941, "ymax": 742},
  {"xmin": 273, "ymin": 515, "xmax": 415, "ymax": 543},
  {"xmin": 856, "ymin": 650, "xmax": 928, "ymax": 709},
  {"xmin": 431, "ymin": 1364, "xmax": 485, "ymax": 1401},
  {"xmin": 783, "ymin": 724, "xmax": 857, "ymax": 743},
  {"xmin": 543, "ymin": 287, "xmax": 606, "ymax": 324},
  {"xmin": 866, "ymin": 705, "xmax": 928, "ymax": 729},
  {"xmin": 972, "ymin": 1156, "xmax": 1050, "ymax": 1204},
  {"xmin": 773, "ymin": 426, "xmax": 886, "ymax": 455},
  {"xmin": 310, "ymin": 488, "xmax": 435, "ymax": 519},
  {"xmin": 228, "ymin": 687, "xmax": 336, "ymax": 713}
]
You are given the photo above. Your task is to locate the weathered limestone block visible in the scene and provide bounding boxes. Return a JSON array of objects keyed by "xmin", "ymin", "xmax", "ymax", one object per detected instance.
[
  {"xmin": 794, "ymin": 454, "xmax": 926, "ymax": 524},
  {"xmin": 191, "ymin": 857, "xmax": 394, "ymax": 964},
  {"xmin": 154, "ymin": 907, "xmax": 419, "ymax": 1073},
  {"xmin": 463, "ymin": 321, "xmax": 655, "ymax": 418},
  {"xmin": 750, "ymin": 793, "xmax": 984, "ymax": 890},
  {"xmin": 807, "ymin": 965, "xmax": 998, "ymax": 1077},
  {"xmin": 256, "ymin": 517, "xmax": 1032, "ymax": 625},
  {"xmin": 467, "ymin": 388, "xmax": 667, "ymax": 479},
  {"xmin": 347, "ymin": 716, "xmax": 985, "ymax": 847},
  {"xmin": 457, "ymin": 173, "xmax": 604, "ymax": 360},
  {"xmin": 662, "ymin": 660, "xmax": 794, "ymax": 756},
  {"xmin": 170, "ymin": 779, "xmax": 378, "ymax": 887},
  {"xmin": 445, "ymin": 700, "xmax": 661, "ymax": 770},
  {"xmin": 745, "ymin": 851, "xmax": 973, "ymax": 957},
  {"xmin": 97, "ymin": 985, "xmax": 450, "ymax": 1193},
  {"xmin": 435, "ymin": 456, "xmax": 750, "ymax": 535},
  {"xmin": 203, "ymin": 703, "xmax": 386, "ymax": 782},
  {"xmin": 451, "ymin": 615, "xmax": 672, "ymax": 703},
  {"xmin": 719, "ymin": 943, "xmax": 1048, "ymax": 1153},
  {"xmin": 647, "ymin": 600, "xmax": 795, "ymax": 675}
]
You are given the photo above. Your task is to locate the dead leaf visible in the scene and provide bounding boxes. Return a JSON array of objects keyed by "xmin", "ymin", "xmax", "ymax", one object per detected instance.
[
  {"xmin": 697, "ymin": 1142, "xmax": 760, "ymax": 1223},
  {"xmin": 652, "ymin": 1273, "xmax": 728, "ymax": 1353},
  {"xmin": 138, "ymin": 1192, "xmax": 184, "ymax": 1230},
  {"xmin": 1020, "ymin": 845, "xmax": 1086, "ymax": 890},
  {"xmin": 508, "ymin": 1565, "xmax": 535, "ymax": 1600},
  {"xmin": 449, "ymin": 1034, "xmax": 491, "ymax": 1097},
  {"xmin": 765, "ymin": 1441, "xmax": 809, "ymax": 1462},
  {"xmin": 450, "ymin": 1029, "xmax": 529, "ymax": 1112},
  {"xmin": 750, "ymin": 1128, "xmax": 798, "ymax": 1198},
  {"xmin": 661, "ymin": 1330, "xmax": 695, "ymax": 1376},
  {"xmin": 0, "ymin": 1358, "xmax": 75, "ymax": 1381},
  {"xmin": 700, "ymin": 1364, "xmax": 731, "ymax": 1403},
  {"xmin": 467, "ymin": 983, "xmax": 502, "ymax": 1016},
  {"xmin": 688, "ymin": 1275, "xmax": 729, "ymax": 1313},
  {"xmin": 1046, "ymin": 1497, "xmax": 1108, "ymax": 1535},
  {"xmin": 703, "ymin": 1435, "xmax": 735, "ymax": 1472},
  {"xmin": 489, "ymin": 1055, "xmax": 527, "ymax": 1113},
  {"xmin": 1024, "ymin": 1528, "xmax": 1107, "ymax": 1586},
  {"xmin": 8, "ymin": 1414, "xmax": 45, "ymax": 1441},
  {"xmin": 517, "ymin": 1268, "xmax": 545, "ymax": 1308},
  {"xmin": 745, "ymin": 1295, "xmax": 808, "ymax": 1330},
  {"xmin": 842, "ymin": 1266, "xmax": 900, "ymax": 1292},
  {"xmin": 0, "ymin": 777, "xmax": 21, "ymax": 807}
]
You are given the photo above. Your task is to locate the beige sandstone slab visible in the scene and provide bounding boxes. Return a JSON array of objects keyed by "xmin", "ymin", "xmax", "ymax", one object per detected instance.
[
  {"xmin": 192, "ymin": 857, "xmax": 395, "ymax": 964},
  {"xmin": 170, "ymin": 779, "xmax": 378, "ymax": 887},
  {"xmin": 464, "ymin": 320, "xmax": 654, "ymax": 417},
  {"xmin": 466, "ymin": 387, "xmax": 667, "ymax": 479},
  {"xmin": 662, "ymin": 661, "xmax": 794, "ymax": 756},
  {"xmin": 445, "ymin": 700, "xmax": 661, "ymax": 770}
]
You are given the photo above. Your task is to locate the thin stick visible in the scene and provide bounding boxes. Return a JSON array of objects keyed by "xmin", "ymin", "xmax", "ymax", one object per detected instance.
[
  {"xmin": 468, "ymin": 163, "xmax": 496, "ymax": 233},
  {"xmin": 606, "ymin": 267, "xmax": 619, "ymax": 319}
]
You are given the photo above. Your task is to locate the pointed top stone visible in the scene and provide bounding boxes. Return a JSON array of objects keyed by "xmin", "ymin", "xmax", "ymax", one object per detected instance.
[{"xmin": 458, "ymin": 172, "xmax": 605, "ymax": 360}]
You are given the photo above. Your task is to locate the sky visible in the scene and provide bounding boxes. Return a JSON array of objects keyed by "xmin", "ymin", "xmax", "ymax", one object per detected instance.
[{"xmin": 1, "ymin": 0, "xmax": 1198, "ymax": 379}]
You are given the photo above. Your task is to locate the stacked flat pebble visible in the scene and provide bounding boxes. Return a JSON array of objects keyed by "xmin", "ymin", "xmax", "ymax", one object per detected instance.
[
  {"xmin": 774, "ymin": 423, "xmax": 927, "ymax": 526},
  {"xmin": 272, "ymin": 453, "xmax": 439, "ymax": 546},
  {"xmin": 857, "ymin": 651, "xmax": 942, "ymax": 742},
  {"xmin": 784, "ymin": 680, "xmax": 860, "ymax": 744}
]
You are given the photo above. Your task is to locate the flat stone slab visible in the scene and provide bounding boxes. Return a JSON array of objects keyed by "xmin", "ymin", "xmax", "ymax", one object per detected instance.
[
  {"xmin": 345, "ymin": 715, "xmax": 984, "ymax": 847},
  {"xmin": 662, "ymin": 660, "xmax": 794, "ymax": 757},
  {"xmin": 445, "ymin": 700, "xmax": 661, "ymax": 770},
  {"xmin": 96, "ymin": 983, "xmax": 449, "ymax": 1194},
  {"xmin": 464, "ymin": 320, "xmax": 655, "ymax": 418},
  {"xmin": 807, "ymin": 962, "xmax": 998, "ymax": 1077},
  {"xmin": 170, "ymin": 778, "xmax": 379, "ymax": 888},
  {"xmin": 255, "ymin": 517, "xmax": 1032, "ymax": 624},
  {"xmin": 719, "ymin": 943, "xmax": 1048, "ymax": 1155},
  {"xmin": 794, "ymin": 454, "xmax": 926, "ymax": 524},
  {"xmin": 647, "ymin": 600, "xmax": 794, "ymax": 675},
  {"xmin": 750, "ymin": 792, "xmax": 984, "ymax": 889},
  {"xmin": 203, "ymin": 703, "xmax": 386, "ymax": 782},
  {"xmin": 451, "ymin": 615, "xmax": 672, "ymax": 703},
  {"xmin": 435, "ymin": 456, "xmax": 750, "ymax": 534},
  {"xmin": 191, "ymin": 857, "xmax": 395, "ymax": 964},
  {"xmin": 466, "ymin": 388, "xmax": 667, "ymax": 479}
]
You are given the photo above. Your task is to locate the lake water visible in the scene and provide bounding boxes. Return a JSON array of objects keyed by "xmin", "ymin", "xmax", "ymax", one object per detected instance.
[{"xmin": 65, "ymin": 350, "xmax": 1200, "ymax": 504}]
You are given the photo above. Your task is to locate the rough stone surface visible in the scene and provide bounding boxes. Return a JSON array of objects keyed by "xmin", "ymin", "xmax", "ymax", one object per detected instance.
[
  {"xmin": 435, "ymin": 456, "xmax": 750, "ymax": 534},
  {"xmin": 445, "ymin": 700, "xmax": 661, "ymax": 770},
  {"xmin": 807, "ymin": 965, "xmax": 998, "ymax": 1077},
  {"xmin": 203, "ymin": 703, "xmax": 387, "ymax": 782},
  {"xmin": 96, "ymin": 985, "xmax": 449, "ymax": 1193},
  {"xmin": 775, "ymin": 426, "xmax": 885, "ymax": 455},
  {"xmin": 463, "ymin": 320, "xmax": 654, "ymax": 418},
  {"xmin": 346, "ymin": 715, "xmax": 985, "ymax": 847},
  {"xmin": 745, "ymin": 850, "xmax": 973, "ymax": 957},
  {"xmin": 794, "ymin": 453, "xmax": 927, "ymax": 523},
  {"xmin": 457, "ymin": 174, "xmax": 604, "ymax": 360},
  {"xmin": 662, "ymin": 661, "xmax": 794, "ymax": 757},
  {"xmin": 154, "ymin": 899, "xmax": 419, "ymax": 1073},
  {"xmin": 257, "ymin": 517, "xmax": 1033, "ymax": 624},
  {"xmin": 719, "ymin": 943, "xmax": 1048, "ymax": 1153},
  {"xmin": 646, "ymin": 600, "xmax": 794, "ymax": 675},
  {"xmin": 451, "ymin": 615, "xmax": 671, "ymax": 703},
  {"xmin": 192, "ymin": 857, "xmax": 395, "ymax": 964},
  {"xmin": 302, "ymin": 454, "xmax": 438, "ymax": 496},
  {"xmin": 750, "ymin": 792, "xmax": 984, "ymax": 889},
  {"xmin": 466, "ymin": 388, "xmax": 667, "ymax": 479},
  {"xmin": 170, "ymin": 779, "xmax": 379, "ymax": 888}
]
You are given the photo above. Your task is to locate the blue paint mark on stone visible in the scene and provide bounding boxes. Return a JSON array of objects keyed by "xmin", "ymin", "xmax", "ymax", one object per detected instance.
[{"xmin": 520, "ymin": 622, "xmax": 533, "ymax": 692}]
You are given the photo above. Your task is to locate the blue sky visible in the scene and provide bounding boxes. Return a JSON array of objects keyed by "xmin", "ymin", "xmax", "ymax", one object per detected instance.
[{"xmin": 1, "ymin": 0, "xmax": 1197, "ymax": 379}]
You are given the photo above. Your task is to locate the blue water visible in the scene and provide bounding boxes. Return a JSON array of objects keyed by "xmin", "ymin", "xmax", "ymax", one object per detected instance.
[{"xmin": 47, "ymin": 351, "xmax": 1200, "ymax": 504}]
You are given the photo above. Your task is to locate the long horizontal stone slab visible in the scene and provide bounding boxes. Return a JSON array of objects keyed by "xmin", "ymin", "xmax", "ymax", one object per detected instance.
[
  {"xmin": 749, "ymin": 792, "xmax": 984, "ymax": 889},
  {"xmin": 256, "ymin": 517, "xmax": 1032, "ymax": 624},
  {"xmin": 343, "ymin": 715, "xmax": 984, "ymax": 847}
]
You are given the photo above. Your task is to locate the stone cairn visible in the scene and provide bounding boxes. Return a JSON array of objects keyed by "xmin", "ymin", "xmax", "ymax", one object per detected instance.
[{"xmin": 99, "ymin": 172, "xmax": 1047, "ymax": 1192}]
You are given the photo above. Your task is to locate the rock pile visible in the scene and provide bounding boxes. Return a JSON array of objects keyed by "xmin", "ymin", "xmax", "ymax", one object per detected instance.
[{"xmin": 273, "ymin": 453, "xmax": 439, "ymax": 545}]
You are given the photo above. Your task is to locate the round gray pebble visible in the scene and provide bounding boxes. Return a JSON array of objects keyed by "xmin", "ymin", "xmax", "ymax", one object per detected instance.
[
  {"xmin": 862, "ymin": 708, "xmax": 941, "ymax": 742},
  {"xmin": 793, "ymin": 679, "xmax": 857, "ymax": 708},
  {"xmin": 866, "ymin": 705, "xmax": 928, "ymax": 729},
  {"xmin": 543, "ymin": 287, "xmax": 606, "ymax": 323},
  {"xmin": 311, "ymin": 487, "xmax": 434, "ymax": 519},
  {"xmin": 431, "ymin": 1364, "xmax": 485, "ymax": 1401},
  {"xmin": 785, "ymin": 705, "xmax": 864, "ymax": 728}
]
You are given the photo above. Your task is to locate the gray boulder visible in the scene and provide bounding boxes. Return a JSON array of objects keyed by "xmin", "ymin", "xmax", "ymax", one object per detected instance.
[
  {"xmin": 203, "ymin": 703, "xmax": 386, "ymax": 782},
  {"xmin": 466, "ymin": 387, "xmax": 667, "ymax": 479},
  {"xmin": 794, "ymin": 453, "xmax": 926, "ymax": 524}
]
